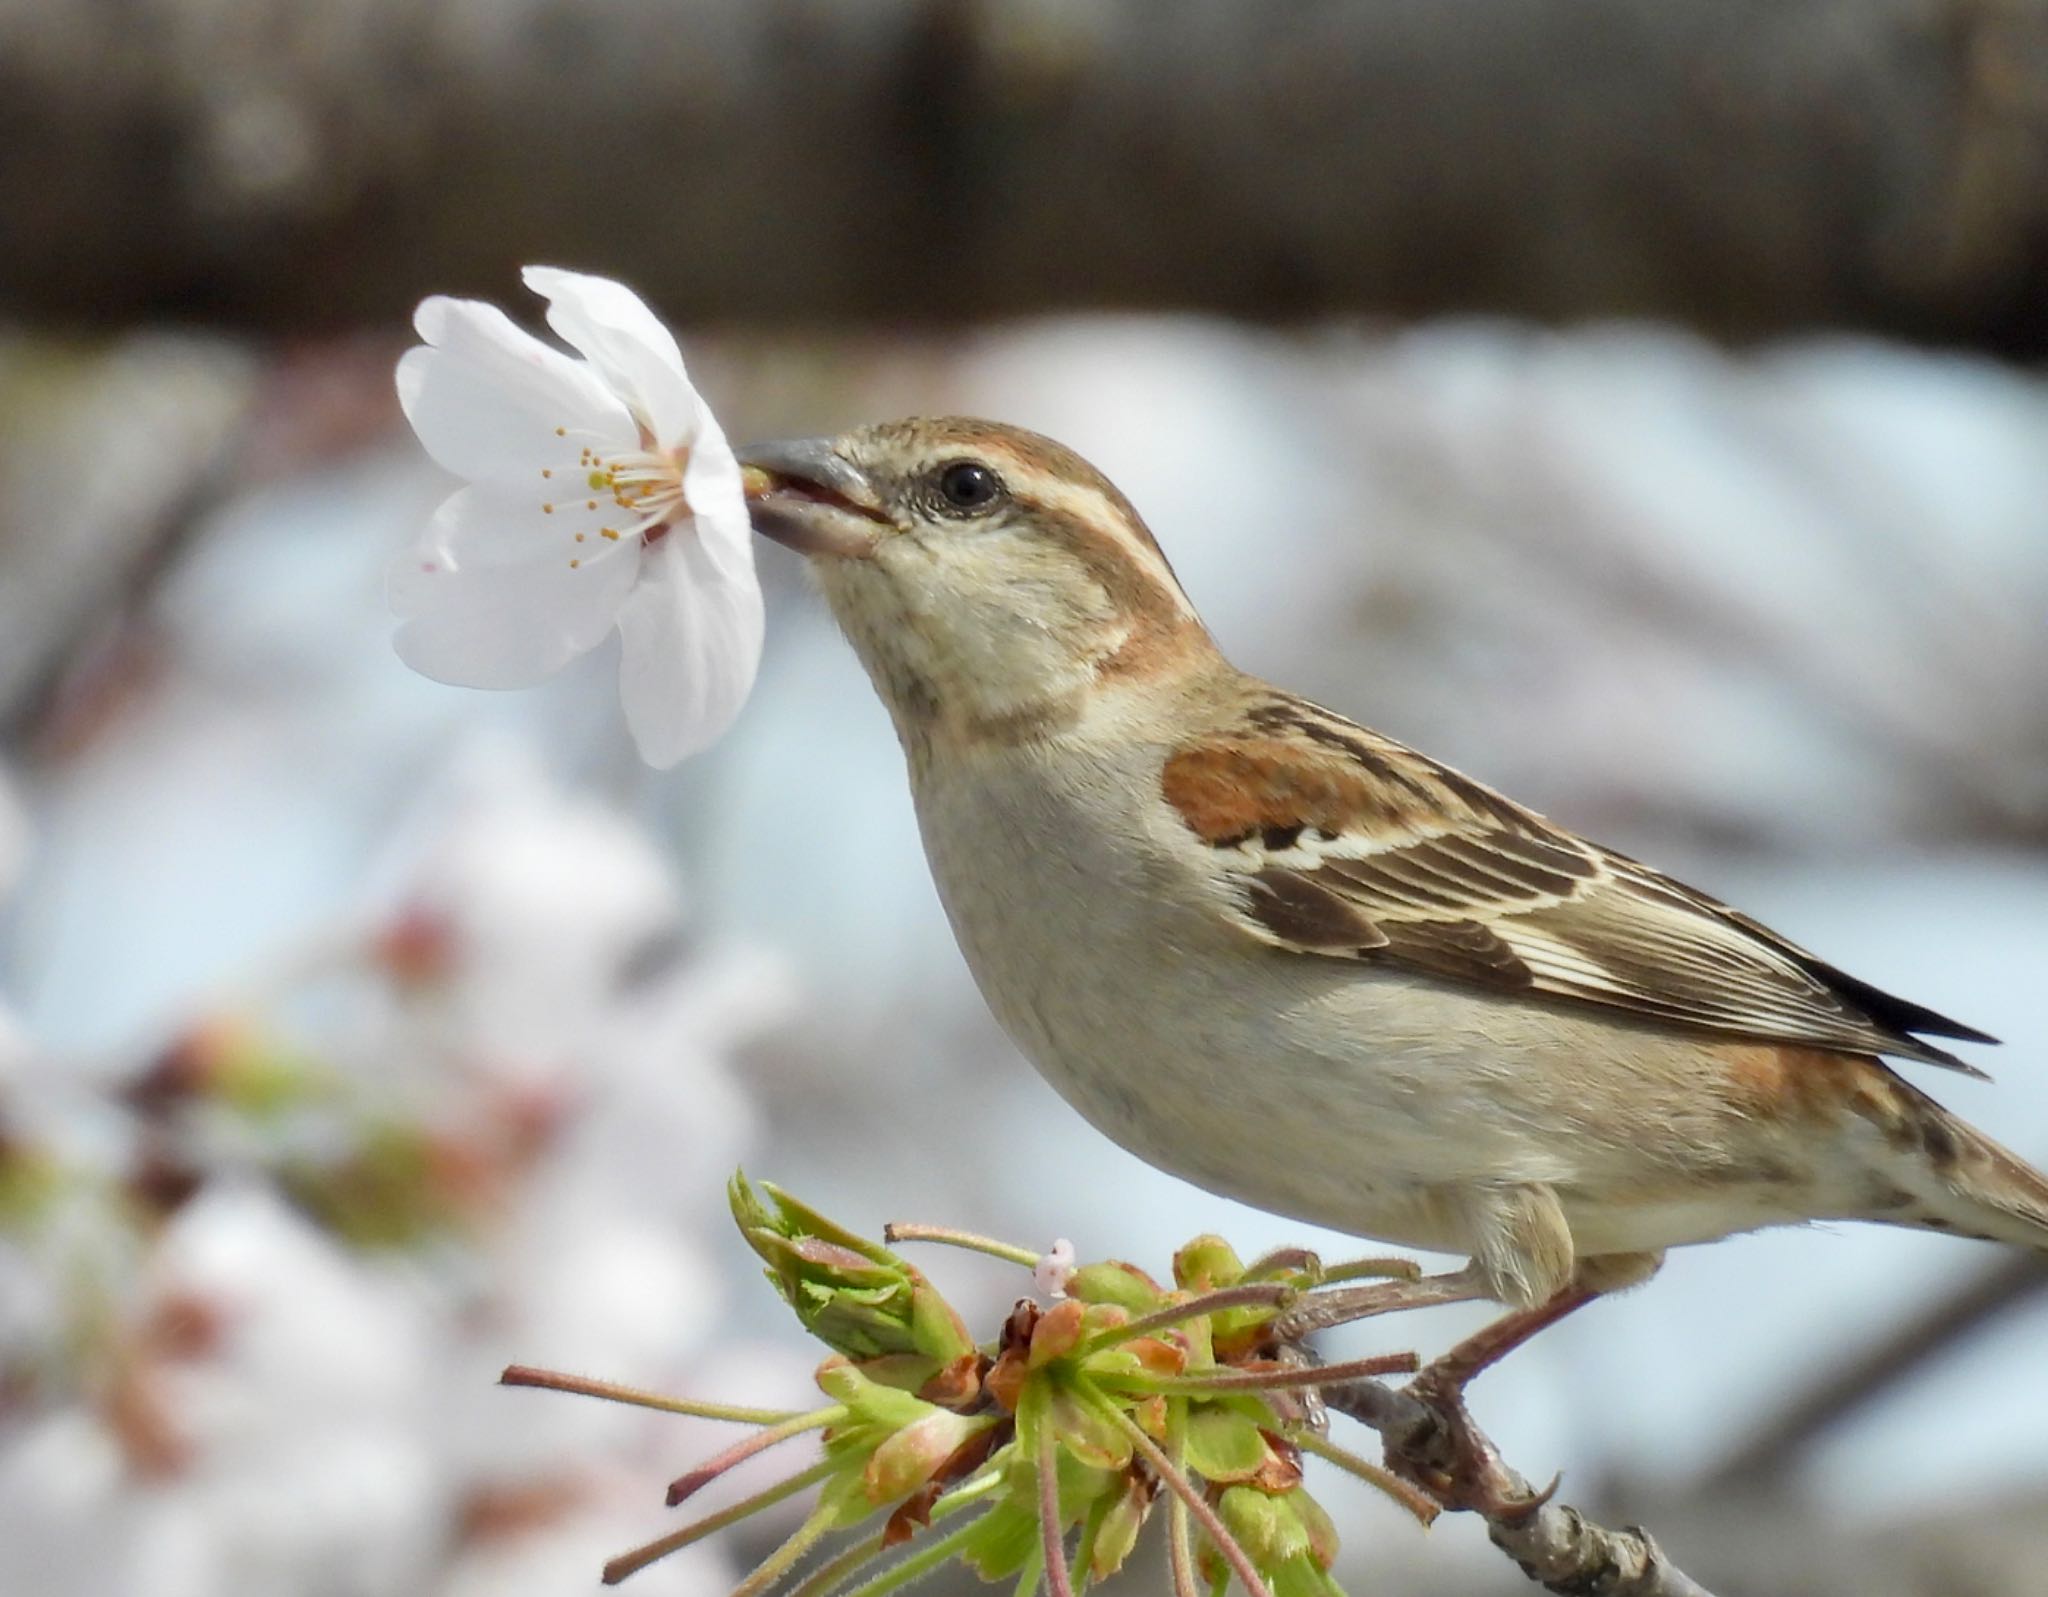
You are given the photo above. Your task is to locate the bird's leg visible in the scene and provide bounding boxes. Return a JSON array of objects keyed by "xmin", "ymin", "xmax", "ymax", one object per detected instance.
[
  {"xmin": 1393, "ymin": 1285, "xmax": 1599, "ymax": 1518},
  {"xmin": 1272, "ymin": 1266, "xmax": 1491, "ymax": 1341}
]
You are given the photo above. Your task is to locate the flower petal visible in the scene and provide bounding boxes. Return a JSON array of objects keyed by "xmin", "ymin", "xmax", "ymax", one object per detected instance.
[
  {"xmin": 399, "ymin": 296, "xmax": 635, "ymax": 485},
  {"xmin": 675, "ymin": 395, "xmax": 756, "ymax": 587},
  {"xmin": 614, "ymin": 526, "xmax": 764, "ymax": 767},
  {"xmin": 522, "ymin": 266, "xmax": 701, "ymax": 447},
  {"xmin": 390, "ymin": 486, "xmax": 640, "ymax": 688}
]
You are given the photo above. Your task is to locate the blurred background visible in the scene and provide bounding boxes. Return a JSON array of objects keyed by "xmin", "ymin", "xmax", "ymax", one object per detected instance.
[{"xmin": 2, "ymin": 4, "xmax": 2047, "ymax": 1596}]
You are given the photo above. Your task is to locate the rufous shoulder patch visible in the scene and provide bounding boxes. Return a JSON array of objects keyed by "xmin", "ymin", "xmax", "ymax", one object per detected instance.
[{"xmin": 1161, "ymin": 739, "xmax": 1423, "ymax": 845}]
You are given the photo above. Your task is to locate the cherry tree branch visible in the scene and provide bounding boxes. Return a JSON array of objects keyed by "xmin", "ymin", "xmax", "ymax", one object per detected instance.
[
  {"xmin": 2, "ymin": 0, "xmax": 2047, "ymax": 354},
  {"xmin": 1322, "ymin": 1376, "xmax": 1717, "ymax": 1597}
]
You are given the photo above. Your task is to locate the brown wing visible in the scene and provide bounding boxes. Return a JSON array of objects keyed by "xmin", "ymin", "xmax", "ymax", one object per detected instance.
[{"xmin": 1163, "ymin": 695, "xmax": 1996, "ymax": 1074}]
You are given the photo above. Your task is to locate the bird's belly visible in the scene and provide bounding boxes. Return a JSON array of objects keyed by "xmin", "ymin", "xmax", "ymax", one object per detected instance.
[{"xmin": 913, "ymin": 764, "xmax": 1554, "ymax": 1248}]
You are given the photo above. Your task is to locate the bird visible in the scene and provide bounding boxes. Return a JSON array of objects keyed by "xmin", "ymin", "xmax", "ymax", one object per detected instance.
[{"xmin": 736, "ymin": 415, "xmax": 2048, "ymax": 1437}]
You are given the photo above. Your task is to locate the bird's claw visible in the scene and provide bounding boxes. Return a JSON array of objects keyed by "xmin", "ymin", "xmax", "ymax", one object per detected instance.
[{"xmin": 1392, "ymin": 1372, "xmax": 1557, "ymax": 1522}]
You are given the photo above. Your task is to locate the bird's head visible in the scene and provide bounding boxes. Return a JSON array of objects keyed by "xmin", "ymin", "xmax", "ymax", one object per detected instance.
[{"xmin": 741, "ymin": 418, "xmax": 1215, "ymax": 749}]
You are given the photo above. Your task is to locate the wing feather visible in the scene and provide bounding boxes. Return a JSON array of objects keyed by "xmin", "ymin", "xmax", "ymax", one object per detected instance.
[{"xmin": 1162, "ymin": 696, "xmax": 1995, "ymax": 1074}]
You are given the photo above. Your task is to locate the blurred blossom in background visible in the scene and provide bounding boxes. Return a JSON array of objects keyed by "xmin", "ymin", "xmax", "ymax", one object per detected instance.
[{"xmin": 4, "ymin": 9, "xmax": 2048, "ymax": 1597}]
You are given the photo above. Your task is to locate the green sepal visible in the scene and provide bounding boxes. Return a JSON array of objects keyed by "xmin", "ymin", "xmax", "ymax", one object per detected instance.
[
  {"xmin": 959, "ymin": 1500, "xmax": 1040, "ymax": 1581},
  {"xmin": 1046, "ymin": 1384, "xmax": 1132, "ymax": 1472},
  {"xmin": 814, "ymin": 1359, "xmax": 937, "ymax": 1429},
  {"xmin": 1182, "ymin": 1405, "xmax": 1273, "ymax": 1483},
  {"xmin": 1295, "ymin": 1486, "xmax": 1341, "ymax": 1570},
  {"xmin": 907, "ymin": 1279, "xmax": 977, "ymax": 1366}
]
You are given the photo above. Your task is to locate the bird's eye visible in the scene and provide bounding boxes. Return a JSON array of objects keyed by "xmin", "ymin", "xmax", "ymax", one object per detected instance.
[{"xmin": 935, "ymin": 460, "xmax": 1003, "ymax": 513}]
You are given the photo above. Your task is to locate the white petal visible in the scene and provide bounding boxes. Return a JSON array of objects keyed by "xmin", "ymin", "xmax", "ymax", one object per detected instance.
[
  {"xmin": 521, "ymin": 266, "xmax": 701, "ymax": 446},
  {"xmin": 676, "ymin": 394, "xmax": 756, "ymax": 587},
  {"xmin": 614, "ymin": 527, "xmax": 765, "ymax": 767},
  {"xmin": 399, "ymin": 296, "xmax": 635, "ymax": 485},
  {"xmin": 390, "ymin": 486, "xmax": 640, "ymax": 688}
]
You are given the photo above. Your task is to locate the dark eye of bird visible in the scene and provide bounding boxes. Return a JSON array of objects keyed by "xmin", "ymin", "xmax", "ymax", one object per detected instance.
[{"xmin": 935, "ymin": 460, "xmax": 1003, "ymax": 513}]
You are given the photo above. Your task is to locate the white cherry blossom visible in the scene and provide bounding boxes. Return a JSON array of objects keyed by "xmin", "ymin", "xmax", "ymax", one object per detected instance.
[{"xmin": 390, "ymin": 267, "xmax": 761, "ymax": 767}]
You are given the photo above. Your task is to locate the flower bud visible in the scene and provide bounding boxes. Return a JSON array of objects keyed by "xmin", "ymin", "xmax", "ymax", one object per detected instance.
[
  {"xmin": 1089, "ymin": 1473, "xmax": 1157, "ymax": 1580},
  {"xmin": 1173, "ymin": 1234, "xmax": 1244, "ymax": 1292},
  {"xmin": 863, "ymin": 1409, "xmax": 995, "ymax": 1504},
  {"xmin": 729, "ymin": 1173, "xmax": 974, "ymax": 1366},
  {"xmin": 1065, "ymin": 1259, "xmax": 1165, "ymax": 1312}
]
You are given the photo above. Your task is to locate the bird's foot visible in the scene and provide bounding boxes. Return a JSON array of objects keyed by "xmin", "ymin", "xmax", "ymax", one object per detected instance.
[{"xmin": 1391, "ymin": 1366, "xmax": 1558, "ymax": 1521}]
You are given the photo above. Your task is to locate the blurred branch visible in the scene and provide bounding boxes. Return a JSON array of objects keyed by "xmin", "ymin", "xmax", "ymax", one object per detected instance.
[
  {"xmin": 3, "ymin": 0, "xmax": 2047, "ymax": 353},
  {"xmin": 1694, "ymin": 1252, "xmax": 2048, "ymax": 1494},
  {"xmin": 0, "ymin": 337, "xmax": 257, "ymax": 754},
  {"xmin": 1325, "ymin": 1376, "xmax": 1716, "ymax": 1597}
]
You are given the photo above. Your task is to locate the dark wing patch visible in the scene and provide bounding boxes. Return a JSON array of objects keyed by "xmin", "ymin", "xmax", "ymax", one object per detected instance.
[{"xmin": 1243, "ymin": 868, "xmax": 1388, "ymax": 953}]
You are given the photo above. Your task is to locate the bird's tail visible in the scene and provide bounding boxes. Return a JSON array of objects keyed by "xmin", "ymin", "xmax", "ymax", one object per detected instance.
[{"xmin": 1882, "ymin": 1086, "xmax": 2048, "ymax": 1252}]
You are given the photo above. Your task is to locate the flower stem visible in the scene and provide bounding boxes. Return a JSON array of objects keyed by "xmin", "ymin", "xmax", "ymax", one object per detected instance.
[
  {"xmin": 1316, "ymin": 1255, "xmax": 1423, "ymax": 1287},
  {"xmin": 1165, "ymin": 1403, "xmax": 1200, "ymax": 1597},
  {"xmin": 1037, "ymin": 1401, "xmax": 1077, "ymax": 1597},
  {"xmin": 930, "ymin": 1469, "xmax": 1005, "ymax": 1517},
  {"xmin": 880, "ymin": 1222, "xmax": 1039, "ymax": 1268},
  {"xmin": 666, "ymin": 1405, "xmax": 846, "ymax": 1506},
  {"xmin": 1089, "ymin": 1283, "xmax": 1297, "ymax": 1347},
  {"xmin": 600, "ymin": 1455, "xmax": 839, "ymax": 1584},
  {"xmin": 727, "ymin": 1502, "xmax": 839, "ymax": 1597},
  {"xmin": 836, "ymin": 1516, "xmax": 990, "ymax": 1597},
  {"xmin": 1081, "ymin": 1385, "xmax": 1275, "ymax": 1597},
  {"xmin": 788, "ymin": 1473, "xmax": 1005, "ymax": 1597},
  {"xmin": 500, "ymin": 1365, "xmax": 799, "ymax": 1426},
  {"xmin": 785, "ymin": 1533, "xmax": 888, "ymax": 1597},
  {"xmin": 1138, "ymin": 1350, "xmax": 1419, "ymax": 1394},
  {"xmin": 1293, "ymin": 1429, "xmax": 1441, "ymax": 1525}
]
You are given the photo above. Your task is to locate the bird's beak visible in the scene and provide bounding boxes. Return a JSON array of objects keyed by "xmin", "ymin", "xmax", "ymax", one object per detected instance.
[{"xmin": 738, "ymin": 438, "xmax": 887, "ymax": 559}]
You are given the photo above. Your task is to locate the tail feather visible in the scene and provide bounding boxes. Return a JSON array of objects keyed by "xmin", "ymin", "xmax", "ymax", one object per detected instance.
[{"xmin": 1892, "ymin": 1100, "xmax": 2048, "ymax": 1252}]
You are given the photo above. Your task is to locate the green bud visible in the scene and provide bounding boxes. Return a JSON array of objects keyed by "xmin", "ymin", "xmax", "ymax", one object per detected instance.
[
  {"xmin": 863, "ymin": 1409, "xmax": 995, "ymax": 1504},
  {"xmin": 1218, "ymin": 1484, "xmax": 1311, "ymax": 1567},
  {"xmin": 729, "ymin": 1173, "xmax": 973, "ymax": 1364},
  {"xmin": 1173, "ymin": 1234, "xmax": 1244, "ymax": 1292},
  {"xmin": 1089, "ymin": 1474, "xmax": 1156, "ymax": 1580},
  {"xmin": 1065, "ymin": 1259, "xmax": 1165, "ymax": 1313}
]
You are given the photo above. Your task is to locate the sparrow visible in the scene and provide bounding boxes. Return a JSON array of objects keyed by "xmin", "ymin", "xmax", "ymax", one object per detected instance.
[{"xmin": 738, "ymin": 417, "xmax": 2048, "ymax": 1399}]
